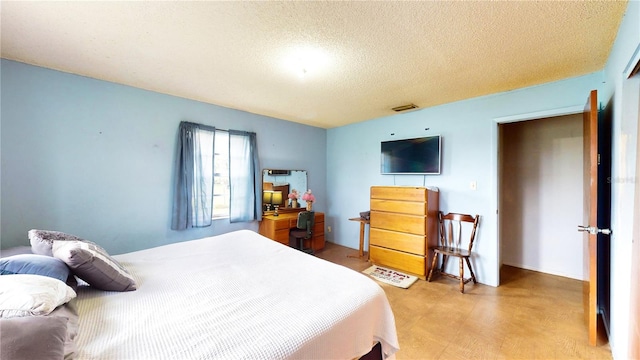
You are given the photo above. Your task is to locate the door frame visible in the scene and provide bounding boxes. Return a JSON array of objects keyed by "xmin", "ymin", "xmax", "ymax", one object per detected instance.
[
  {"xmin": 623, "ymin": 41, "xmax": 640, "ymax": 359},
  {"xmin": 492, "ymin": 104, "xmax": 584, "ymax": 284},
  {"xmin": 629, "ymin": 78, "xmax": 640, "ymax": 359}
]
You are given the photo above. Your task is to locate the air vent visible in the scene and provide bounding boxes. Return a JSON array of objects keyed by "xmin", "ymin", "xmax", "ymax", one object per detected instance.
[
  {"xmin": 391, "ymin": 104, "xmax": 419, "ymax": 112},
  {"xmin": 267, "ymin": 169, "xmax": 291, "ymax": 176}
]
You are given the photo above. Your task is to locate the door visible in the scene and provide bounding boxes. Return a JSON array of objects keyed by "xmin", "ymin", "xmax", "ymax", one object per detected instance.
[{"xmin": 580, "ymin": 89, "xmax": 603, "ymax": 346}]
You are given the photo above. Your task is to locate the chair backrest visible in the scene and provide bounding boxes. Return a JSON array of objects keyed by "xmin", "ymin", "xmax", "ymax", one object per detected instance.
[
  {"xmin": 296, "ymin": 211, "xmax": 315, "ymax": 237},
  {"xmin": 438, "ymin": 212, "xmax": 479, "ymax": 251}
]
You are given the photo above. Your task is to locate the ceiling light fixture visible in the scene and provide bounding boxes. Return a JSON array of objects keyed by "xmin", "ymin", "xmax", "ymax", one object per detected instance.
[
  {"xmin": 297, "ymin": 57, "xmax": 308, "ymax": 79},
  {"xmin": 283, "ymin": 46, "xmax": 330, "ymax": 79}
]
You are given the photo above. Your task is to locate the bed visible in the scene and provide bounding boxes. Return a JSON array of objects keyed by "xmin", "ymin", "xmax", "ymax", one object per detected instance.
[{"xmin": 2, "ymin": 229, "xmax": 399, "ymax": 359}]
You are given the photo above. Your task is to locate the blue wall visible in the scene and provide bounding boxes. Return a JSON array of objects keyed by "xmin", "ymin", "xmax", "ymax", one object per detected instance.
[
  {"xmin": 326, "ymin": 72, "xmax": 604, "ymax": 287},
  {"xmin": 0, "ymin": 59, "xmax": 327, "ymax": 254}
]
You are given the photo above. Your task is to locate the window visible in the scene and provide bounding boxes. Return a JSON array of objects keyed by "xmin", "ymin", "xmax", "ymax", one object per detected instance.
[
  {"xmin": 171, "ymin": 121, "xmax": 260, "ymax": 230},
  {"xmin": 212, "ymin": 131, "xmax": 230, "ymax": 218}
]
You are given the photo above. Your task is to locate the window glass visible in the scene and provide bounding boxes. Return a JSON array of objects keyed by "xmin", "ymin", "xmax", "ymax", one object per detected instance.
[{"xmin": 212, "ymin": 131, "xmax": 230, "ymax": 218}]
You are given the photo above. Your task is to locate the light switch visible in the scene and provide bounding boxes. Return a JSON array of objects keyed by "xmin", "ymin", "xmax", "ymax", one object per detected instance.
[{"xmin": 470, "ymin": 181, "xmax": 477, "ymax": 190}]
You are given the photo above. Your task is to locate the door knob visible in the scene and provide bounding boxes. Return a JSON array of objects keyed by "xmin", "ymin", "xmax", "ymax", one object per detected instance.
[{"xmin": 578, "ymin": 225, "xmax": 611, "ymax": 235}]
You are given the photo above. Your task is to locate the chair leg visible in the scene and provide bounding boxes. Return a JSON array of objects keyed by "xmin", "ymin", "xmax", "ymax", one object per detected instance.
[
  {"xmin": 307, "ymin": 241, "xmax": 314, "ymax": 255},
  {"xmin": 440, "ymin": 255, "xmax": 447, "ymax": 273},
  {"xmin": 465, "ymin": 257, "xmax": 477, "ymax": 284},
  {"xmin": 427, "ymin": 253, "xmax": 439, "ymax": 281},
  {"xmin": 459, "ymin": 257, "xmax": 465, "ymax": 294}
]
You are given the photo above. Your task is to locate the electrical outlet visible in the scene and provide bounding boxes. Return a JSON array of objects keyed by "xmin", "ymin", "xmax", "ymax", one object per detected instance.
[
  {"xmin": 327, "ymin": 226, "xmax": 332, "ymax": 233},
  {"xmin": 470, "ymin": 181, "xmax": 477, "ymax": 191}
]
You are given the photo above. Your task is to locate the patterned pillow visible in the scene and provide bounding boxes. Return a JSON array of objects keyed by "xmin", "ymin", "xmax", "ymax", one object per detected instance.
[
  {"xmin": 52, "ymin": 241, "xmax": 137, "ymax": 292},
  {"xmin": 29, "ymin": 229, "xmax": 86, "ymax": 257}
]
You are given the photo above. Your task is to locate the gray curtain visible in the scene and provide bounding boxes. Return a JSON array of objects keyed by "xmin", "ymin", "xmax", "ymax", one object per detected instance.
[
  {"xmin": 171, "ymin": 122, "xmax": 195, "ymax": 230},
  {"xmin": 171, "ymin": 122, "xmax": 215, "ymax": 230},
  {"xmin": 171, "ymin": 122, "xmax": 260, "ymax": 230}
]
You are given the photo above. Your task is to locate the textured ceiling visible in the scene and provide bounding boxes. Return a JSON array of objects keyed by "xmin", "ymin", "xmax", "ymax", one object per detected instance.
[{"xmin": 0, "ymin": 1, "xmax": 628, "ymax": 129}]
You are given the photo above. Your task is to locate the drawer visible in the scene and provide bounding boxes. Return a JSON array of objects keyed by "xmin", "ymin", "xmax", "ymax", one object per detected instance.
[
  {"xmin": 274, "ymin": 229, "xmax": 290, "ymax": 244},
  {"xmin": 370, "ymin": 211, "xmax": 426, "ymax": 235},
  {"xmin": 274, "ymin": 219, "xmax": 291, "ymax": 231},
  {"xmin": 369, "ymin": 245, "xmax": 426, "ymax": 277},
  {"xmin": 371, "ymin": 186, "xmax": 427, "ymax": 202},
  {"xmin": 370, "ymin": 199, "xmax": 426, "ymax": 215},
  {"xmin": 370, "ymin": 228, "xmax": 426, "ymax": 256}
]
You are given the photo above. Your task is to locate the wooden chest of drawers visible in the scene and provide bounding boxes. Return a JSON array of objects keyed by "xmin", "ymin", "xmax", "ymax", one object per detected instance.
[
  {"xmin": 369, "ymin": 186, "xmax": 439, "ymax": 279},
  {"xmin": 258, "ymin": 212, "xmax": 325, "ymax": 251}
]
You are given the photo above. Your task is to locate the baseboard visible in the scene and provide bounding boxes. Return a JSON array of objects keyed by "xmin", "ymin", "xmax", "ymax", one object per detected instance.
[{"xmin": 502, "ymin": 262, "xmax": 583, "ymax": 281}]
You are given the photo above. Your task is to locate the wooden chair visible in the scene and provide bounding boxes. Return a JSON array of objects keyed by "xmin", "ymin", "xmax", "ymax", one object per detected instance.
[
  {"xmin": 290, "ymin": 211, "xmax": 315, "ymax": 254},
  {"xmin": 427, "ymin": 212, "xmax": 480, "ymax": 293}
]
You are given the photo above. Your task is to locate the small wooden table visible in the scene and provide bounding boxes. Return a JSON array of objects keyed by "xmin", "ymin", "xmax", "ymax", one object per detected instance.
[{"xmin": 348, "ymin": 217, "xmax": 370, "ymax": 259}]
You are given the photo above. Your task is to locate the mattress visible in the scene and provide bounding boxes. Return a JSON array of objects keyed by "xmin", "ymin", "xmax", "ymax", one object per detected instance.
[{"xmin": 75, "ymin": 230, "xmax": 399, "ymax": 359}]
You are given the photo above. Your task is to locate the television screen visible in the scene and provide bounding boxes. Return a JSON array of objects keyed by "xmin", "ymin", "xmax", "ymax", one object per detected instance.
[{"xmin": 381, "ymin": 135, "xmax": 441, "ymax": 174}]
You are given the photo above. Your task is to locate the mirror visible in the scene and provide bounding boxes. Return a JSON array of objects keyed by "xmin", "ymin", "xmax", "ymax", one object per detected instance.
[{"xmin": 262, "ymin": 169, "xmax": 307, "ymax": 215}]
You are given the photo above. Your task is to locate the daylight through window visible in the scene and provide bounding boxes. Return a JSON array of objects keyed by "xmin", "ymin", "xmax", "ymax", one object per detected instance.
[{"xmin": 212, "ymin": 131, "xmax": 230, "ymax": 218}]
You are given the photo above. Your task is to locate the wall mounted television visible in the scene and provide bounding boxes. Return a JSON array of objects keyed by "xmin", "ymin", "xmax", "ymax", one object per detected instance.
[{"xmin": 380, "ymin": 135, "xmax": 441, "ymax": 175}]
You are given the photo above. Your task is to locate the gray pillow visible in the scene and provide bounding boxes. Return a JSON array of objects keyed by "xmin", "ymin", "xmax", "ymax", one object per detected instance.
[
  {"xmin": 52, "ymin": 240, "xmax": 137, "ymax": 292},
  {"xmin": 0, "ymin": 315, "xmax": 68, "ymax": 360},
  {"xmin": 50, "ymin": 302, "xmax": 79, "ymax": 358},
  {"xmin": 29, "ymin": 229, "xmax": 86, "ymax": 257}
]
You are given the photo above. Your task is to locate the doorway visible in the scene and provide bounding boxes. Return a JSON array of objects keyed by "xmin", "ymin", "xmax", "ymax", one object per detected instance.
[{"xmin": 499, "ymin": 114, "xmax": 585, "ymax": 279}]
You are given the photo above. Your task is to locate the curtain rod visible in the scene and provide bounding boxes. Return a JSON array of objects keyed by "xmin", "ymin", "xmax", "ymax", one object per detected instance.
[
  {"xmin": 181, "ymin": 121, "xmax": 255, "ymax": 136},
  {"xmin": 181, "ymin": 121, "xmax": 222, "ymax": 132}
]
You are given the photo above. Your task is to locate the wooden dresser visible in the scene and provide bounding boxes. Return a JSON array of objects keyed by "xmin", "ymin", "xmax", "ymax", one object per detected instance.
[
  {"xmin": 259, "ymin": 212, "xmax": 325, "ymax": 251},
  {"xmin": 369, "ymin": 186, "xmax": 439, "ymax": 279}
]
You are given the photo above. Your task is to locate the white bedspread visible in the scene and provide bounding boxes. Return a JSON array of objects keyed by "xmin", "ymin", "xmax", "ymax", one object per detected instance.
[{"xmin": 75, "ymin": 230, "xmax": 399, "ymax": 359}]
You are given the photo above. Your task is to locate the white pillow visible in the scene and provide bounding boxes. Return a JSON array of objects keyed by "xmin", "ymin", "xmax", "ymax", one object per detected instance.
[{"xmin": 0, "ymin": 274, "xmax": 77, "ymax": 318}]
